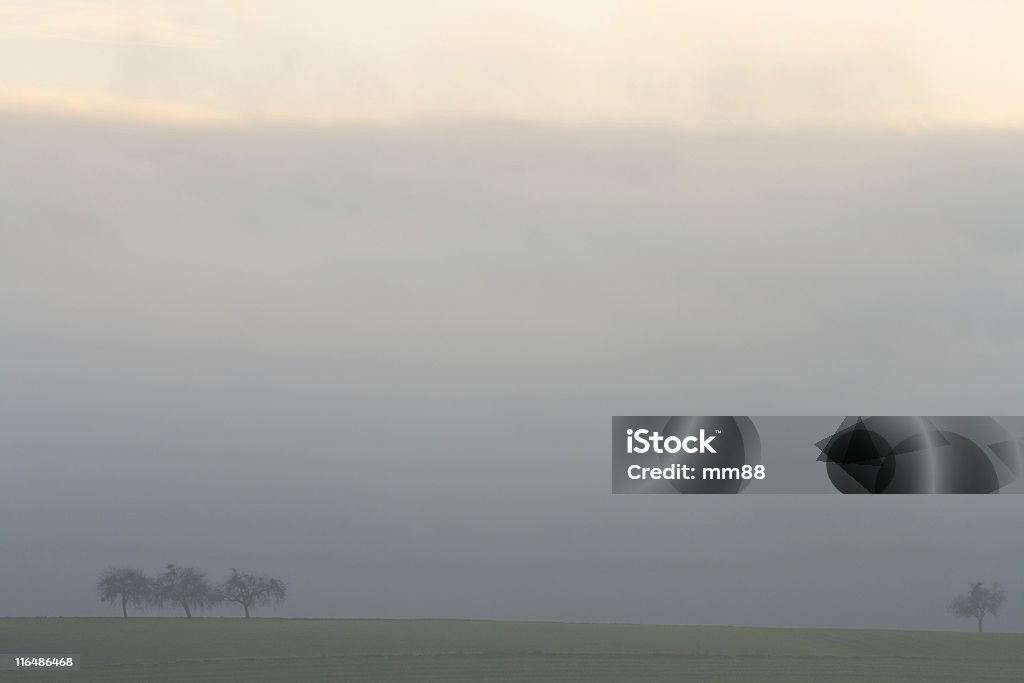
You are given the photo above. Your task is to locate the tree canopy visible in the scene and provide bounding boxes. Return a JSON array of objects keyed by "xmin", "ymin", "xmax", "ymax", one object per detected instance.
[
  {"xmin": 152, "ymin": 564, "xmax": 219, "ymax": 618},
  {"xmin": 97, "ymin": 568, "xmax": 151, "ymax": 618},
  {"xmin": 950, "ymin": 582, "xmax": 1006, "ymax": 632},
  {"xmin": 220, "ymin": 568, "xmax": 286, "ymax": 618}
]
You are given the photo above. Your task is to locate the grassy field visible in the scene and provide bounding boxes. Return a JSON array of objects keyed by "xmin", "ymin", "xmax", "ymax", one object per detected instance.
[{"xmin": 1, "ymin": 618, "xmax": 1022, "ymax": 682}]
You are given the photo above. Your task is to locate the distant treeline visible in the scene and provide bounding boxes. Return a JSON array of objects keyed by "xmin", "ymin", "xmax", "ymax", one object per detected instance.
[{"xmin": 98, "ymin": 565, "xmax": 285, "ymax": 618}]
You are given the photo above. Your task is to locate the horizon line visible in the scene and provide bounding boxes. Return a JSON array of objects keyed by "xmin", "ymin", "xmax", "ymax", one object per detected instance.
[
  {"xmin": 6, "ymin": 105, "xmax": 1024, "ymax": 135},
  {"xmin": 0, "ymin": 616, "xmax": 1011, "ymax": 634},
  {"xmin": 6, "ymin": 84, "xmax": 1024, "ymax": 132}
]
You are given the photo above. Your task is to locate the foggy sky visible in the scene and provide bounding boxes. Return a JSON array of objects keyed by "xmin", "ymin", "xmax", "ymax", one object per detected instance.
[{"xmin": 1, "ymin": 115, "xmax": 1023, "ymax": 630}]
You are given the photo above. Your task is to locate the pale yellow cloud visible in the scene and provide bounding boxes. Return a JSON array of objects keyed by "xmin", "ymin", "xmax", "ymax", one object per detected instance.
[
  {"xmin": 0, "ymin": 84, "xmax": 238, "ymax": 124},
  {"xmin": 1, "ymin": 1, "xmax": 1024, "ymax": 127},
  {"xmin": 0, "ymin": 2, "xmax": 218, "ymax": 47}
]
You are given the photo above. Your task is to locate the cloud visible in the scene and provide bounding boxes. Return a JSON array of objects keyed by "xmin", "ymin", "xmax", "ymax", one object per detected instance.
[
  {"xmin": 0, "ymin": 84, "xmax": 238, "ymax": 124},
  {"xmin": 0, "ymin": 2, "xmax": 219, "ymax": 48},
  {"xmin": 1, "ymin": 2, "xmax": 1024, "ymax": 127},
  {"xmin": 696, "ymin": 48, "xmax": 932, "ymax": 127}
]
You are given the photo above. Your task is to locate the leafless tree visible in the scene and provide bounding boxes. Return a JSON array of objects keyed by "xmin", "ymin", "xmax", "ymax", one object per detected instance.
[
  {"xmin": 152, "ymin": 564, "xmax": 219, "ymax": 618},
  {"xmin": 219, "ymin": 568, "xmax": 286, "ymax": 618}
]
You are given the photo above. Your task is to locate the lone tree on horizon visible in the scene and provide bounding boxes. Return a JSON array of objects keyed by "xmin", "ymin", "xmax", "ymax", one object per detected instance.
[
  {"xmin": 152, "ymin": 564, "xmax": 218, "ymax": 618},
  {"xmin": 950, "ymin": 581, "xmax": 1006, "ymax": 632},
  {"xmin": 219, "ymin": 568, "xmax": 286, "ymax": 618},
  {"xmin": 97, "ymin": 568, "xmax": 151, "ymax": 618}
]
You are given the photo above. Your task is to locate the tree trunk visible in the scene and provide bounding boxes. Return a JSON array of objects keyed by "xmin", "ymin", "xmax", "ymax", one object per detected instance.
[
  {"xmin": 244, "ymin": 604, "xmax": 250, "ymax": 619},
  {"xmin": 182, "ymin": 601, "xmax": 192, "ymax": 618},
  {"xmin": 121, "ymin": 596, "xmax": 128, "ymax": 618}
]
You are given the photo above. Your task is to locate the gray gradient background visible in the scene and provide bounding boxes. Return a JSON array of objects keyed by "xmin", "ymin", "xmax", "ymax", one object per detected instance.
[{"xmin": 1, "ymin": 116, "xmax": 1023, "ymax": 631}]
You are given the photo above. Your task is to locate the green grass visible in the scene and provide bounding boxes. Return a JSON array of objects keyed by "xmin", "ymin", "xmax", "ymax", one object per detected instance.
[{"xmin": 1, "ymin": 618, "xmax": 1022, "ymax": 682}]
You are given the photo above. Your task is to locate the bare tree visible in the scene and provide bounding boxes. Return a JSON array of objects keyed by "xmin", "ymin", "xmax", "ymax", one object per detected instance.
[
  {"xmin": 97, "ymin": 568, "xmax": 151, "ymax": 618},
  {"xmin": 152, "ymin": 564, "xmax": 218, "ymax": 618},
  {"xmin": 950, "ymin": 581, "xmax": 1006, "ymax": 632},
  {"xmin": 219, "ymin": 568, "xmax": 286, "ymax": 618}
]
